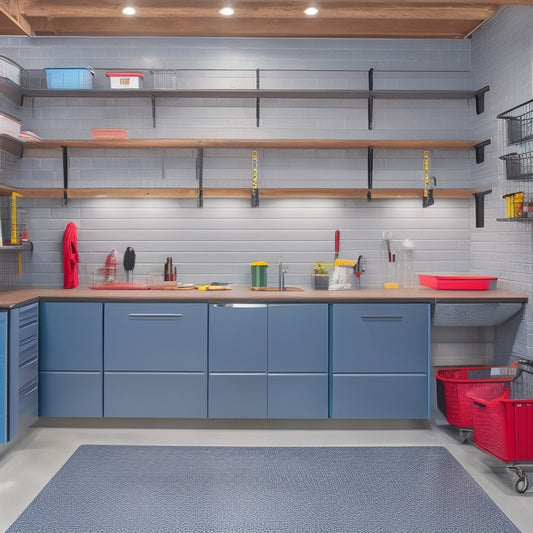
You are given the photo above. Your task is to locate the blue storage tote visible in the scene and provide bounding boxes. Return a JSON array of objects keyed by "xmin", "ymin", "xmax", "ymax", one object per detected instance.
[{"xmin": 45, "ymin": 68, "xmax": 93, "ymax": 89}]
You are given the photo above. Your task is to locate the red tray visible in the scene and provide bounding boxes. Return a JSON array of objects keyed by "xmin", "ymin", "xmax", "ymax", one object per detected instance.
[{"xmin": 418, "ymin": 274, "xmax": 497, "ymax": 290}]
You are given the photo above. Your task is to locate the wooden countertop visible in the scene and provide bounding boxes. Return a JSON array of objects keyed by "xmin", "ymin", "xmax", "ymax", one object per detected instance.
[{"xmin": 0, "ymin": 286, "xmax": 528, "ymax": 309}]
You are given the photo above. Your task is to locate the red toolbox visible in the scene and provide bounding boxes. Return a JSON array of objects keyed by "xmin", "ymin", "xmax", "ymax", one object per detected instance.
[{"xmin": 419, "ymin": 274, "xmax": 498, "ymax": 290}]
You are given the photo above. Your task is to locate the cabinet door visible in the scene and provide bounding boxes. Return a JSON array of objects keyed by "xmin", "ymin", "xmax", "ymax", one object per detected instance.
[
  {"xmin": 268, "ymin": 304, "xmax": 328, "ymax": 372},
  {"xmin": 332, "ymin": 303, "xmax": 429, "ymax": 373},
  {"xmin": 9, "ymin": 303, "xmax": 39, "ymax": 440},
  {"xmin": 268, "ymin": 373, "xmax": 328, "ymax": 419},
  {"xmin": 209, "ymin": 304, "xmax": 267, "ymax": 372},
  {"xmin": 332, "ymin": 374, "xmax": 429, "ymax": 419},
  {"xmin": 39, "ymin": 372, "xmax": 102, "ymax": 417},
  {"xmin": 104, "ymin": 372, "xmax": 206, "ymax": 418},
  {"xmin": 208, "ymin": 373, "xmax": 267, "ymax": 418},
  {"xmin": 0, "ymin": 312, "xmax": 7, "ymax": 444},
  {"xmin": 104, "ymin": 303, "xmax": 207, "ymax": 371},
  {"xmin": 40, "ymin": 302, "xmax": 103, "ymax": 371}
]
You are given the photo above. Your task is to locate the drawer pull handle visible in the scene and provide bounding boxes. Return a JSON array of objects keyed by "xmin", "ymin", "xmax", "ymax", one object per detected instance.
[
  {"xmin": 213, "ymin": 304, "xmax": 267, "ymax": 308},
  {"xmin": 361, "ymin": 316, "xmax": 404, "ymax": 321},
  {"xmin": 128, "ymin": 313, "xmax": 183, "ymax": 319}
]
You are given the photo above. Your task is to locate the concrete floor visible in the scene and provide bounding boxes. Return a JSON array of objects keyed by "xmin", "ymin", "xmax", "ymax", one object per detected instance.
[{"xmin": 0, "ymin": 418, "xmax": 532, "ymax": 533}]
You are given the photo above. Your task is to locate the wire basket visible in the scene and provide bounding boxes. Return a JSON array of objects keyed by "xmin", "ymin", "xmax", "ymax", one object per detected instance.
[
  {"xmin": 498, "ymin": 99, "xmax": 533, "ymax": 144},
  {"xmin": 500, "ymin": 151, "xmax": 533, "ymax": 181}
]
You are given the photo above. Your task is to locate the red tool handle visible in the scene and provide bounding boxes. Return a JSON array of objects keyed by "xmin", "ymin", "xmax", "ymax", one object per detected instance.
[{"xmin": 335, "ymin": 230, "xmax": 340, "ymax": 259}]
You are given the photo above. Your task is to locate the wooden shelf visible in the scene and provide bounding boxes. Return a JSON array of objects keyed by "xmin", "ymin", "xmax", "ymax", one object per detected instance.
[
  {"xmin": 24, "ymin": 138, "xmax": 480, "ymax": 151},
  {"xmin": 0, "ymin": 134, "xmax": 23, "ymax": 158},
  {"xmin": 0, "ymin": 185, "xmax": 478, "ymax": 200}
]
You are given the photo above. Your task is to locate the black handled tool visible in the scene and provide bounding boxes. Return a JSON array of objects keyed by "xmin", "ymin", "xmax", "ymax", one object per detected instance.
[{"xmin": 123, "ymin": 247, "xmax": 136, "ymax": 282}]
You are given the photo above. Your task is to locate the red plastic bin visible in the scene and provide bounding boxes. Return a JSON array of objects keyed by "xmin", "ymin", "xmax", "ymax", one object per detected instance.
[
  {"xmin": 436, "ymin": 363, "xmax": 518, "ymax": 429},
  {"xmin": 419, "ymin": 274, "xmax": 497, "ymax": 290},
  {"xmin": 469, "ymin": 362, "xmax": 533, "ymax": 463}
]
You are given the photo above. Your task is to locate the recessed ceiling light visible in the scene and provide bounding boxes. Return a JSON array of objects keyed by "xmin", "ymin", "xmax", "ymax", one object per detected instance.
[
  {"xmin": 305, "ymin": 7, "xmax": 319, "ymax": 16},
  {"xmin": 219, "ymin": 7, "xmax": 234, "ymax": 16},
  {"xmin": 122, "ymin": 6, "xmax": 136, "ymax": 15}
]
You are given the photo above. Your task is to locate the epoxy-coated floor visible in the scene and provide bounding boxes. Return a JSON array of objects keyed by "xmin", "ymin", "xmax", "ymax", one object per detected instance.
[{"xmin": 0, "ymin": 419, "xmax": 532, "ymax": 533}]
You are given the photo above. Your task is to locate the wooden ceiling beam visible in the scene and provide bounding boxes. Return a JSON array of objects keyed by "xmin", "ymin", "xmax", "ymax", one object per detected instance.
[
  {"xmin": 0, "ymin": 0, "xmax": 32, "ymax": 35},
  {"xmin": 26, "ymin": 16, "xmax": 485, "ymax": 39}
]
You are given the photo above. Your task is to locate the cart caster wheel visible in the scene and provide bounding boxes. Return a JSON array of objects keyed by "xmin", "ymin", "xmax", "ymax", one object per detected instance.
[
  {"xmin": 458, "ymin": 429, "xmax": 472, "ymax": 444},
  {"xmin": 514, "ymin": 474, "xmax": 529, "ymax": 494}
]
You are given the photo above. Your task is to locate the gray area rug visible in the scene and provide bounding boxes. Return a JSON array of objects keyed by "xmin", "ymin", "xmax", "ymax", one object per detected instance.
[{"xmin": 7, "ymin": 445, "xmax": 518, "ymax": 533}]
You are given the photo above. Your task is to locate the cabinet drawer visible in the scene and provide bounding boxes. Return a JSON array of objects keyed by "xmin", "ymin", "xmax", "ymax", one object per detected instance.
[
  {"xmin": 209, "ymin": 304, "xmax": 267, "ymax": 372},
  {"xmin": 40, "ymin": 302, "xmax": 103, "ymax": 371},
  {"xmin": 104, "ymin": 303, "xmax": 207, "ymax": 371},
  {"xmin": 331, "ymin": 374, "xmax": 429, "ymax": 419},
  {"xmin": 39, "ymin": 371, "xmax": 102, "ymax": 417},
  {"xmin": 208, "ymin": 373, "xmax": 267, "ymax": 418},
  {"xmin": 104, "ymin": 372, "xmax": 207, "ymax": 418},
  {"xmin": 19, "ymin": 355, "xmax": 38, "ymax": 390},
  {"xmin": 18, "ymin": 303, "xmax": 38, "ymax": 343},
  {"xmin": 15, "ymin": 379, "xmax": 38, "ymax": 434},
  {"xmin": 268, "ymin": 373, "xmax": 328, "ymax": 419},
  {"xmin": 19, "ymin": 336, "xmax": 38, "ymax": 367},
  {"xmin": 268, "ymin": 304, "xmax": 328, "ymax": 373},
  {"xmin": 332, "ymin": 303, "xmax": 429, "ymax": 373}
]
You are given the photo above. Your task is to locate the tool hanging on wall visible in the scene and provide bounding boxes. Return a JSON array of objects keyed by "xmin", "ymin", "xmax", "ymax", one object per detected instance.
[
  {"xmin": 11, "ymin": 192, "xmax": 23, "ymax": 274},
  {"xmin": 251, "ymin": 149, "xmax": 259, "ymax": 207},
  {"xmin": 423, "ymin": 150, "xmax": 436, "ymax": 208}
]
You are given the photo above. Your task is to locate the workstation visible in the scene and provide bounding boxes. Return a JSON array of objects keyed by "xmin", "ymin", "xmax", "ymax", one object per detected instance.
[{"xmin": 0, "ymin": 2, "xmax": 533, "ymax": 532}]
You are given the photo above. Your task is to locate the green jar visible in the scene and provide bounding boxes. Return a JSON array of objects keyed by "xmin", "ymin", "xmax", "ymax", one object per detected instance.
[{"xmin": 250, "ymin": 261, "xmax": 269, "ymax": 287}]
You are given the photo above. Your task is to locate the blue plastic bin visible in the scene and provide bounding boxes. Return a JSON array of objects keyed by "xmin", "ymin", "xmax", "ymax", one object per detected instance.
[{"xmin": 45, "ymin": 68, "xmax": 93, "ymax": 89}]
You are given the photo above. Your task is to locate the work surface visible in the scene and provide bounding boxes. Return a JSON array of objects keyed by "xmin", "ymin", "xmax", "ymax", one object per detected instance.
[{"xmin": 0, "ymin": 286, "xmax": 528, "ymax": 309}]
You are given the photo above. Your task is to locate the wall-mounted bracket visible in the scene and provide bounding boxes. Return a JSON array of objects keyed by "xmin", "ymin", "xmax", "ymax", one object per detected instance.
[
  {"xmin": 61, "ymin": 145, "xmax": 68, "ymax": 205},
  {"xmin": 196, "ymin": 147, "xmax": 204, "ymax": 208},
  {"xmin": 151, "ymin": 95, "xmax": 156, "ymax": 128},
  {"xmin": 474, "ymin": 189, "xmax": 492, "ymax": 228},
  {"xmin": 367, "ymin": 146, "xmax": 374, "ymax": 200},
  {"xmin": 256, "ymin": 69, "xmax": 260, "ymax": 128},
  {"xmin": 475, "ymin": 85, "xmax": 490, "ymax": 115},
  {"xmin": 475, "ymin": 139, "xmax": 491, "ymax": 164},
  {"xmin": 368, "ymin": 68, "xmax": 374, "ymax": 130}
]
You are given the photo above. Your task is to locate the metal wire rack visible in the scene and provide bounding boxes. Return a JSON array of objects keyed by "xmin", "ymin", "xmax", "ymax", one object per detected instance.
[
  {"xmin": 498, "ymin": 98, "xmax": 533, "ymax": 144},
  {"xmin": 500, "ymin": 151, "xmax": 533, "ymax": 181}
]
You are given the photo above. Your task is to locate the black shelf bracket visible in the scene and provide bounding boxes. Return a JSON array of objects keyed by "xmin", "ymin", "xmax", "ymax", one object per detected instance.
[
  {"xmin": 151, "ymin": 95, "xmax": 156, "ymax": 128},
  {"xmin": 196, "ymin": 147, "xmax": 204, "ymax": 208},
  {"xmin": 475, "ymin": 85, "xmax": 490, "ymax": 115},
  {"xmin": 475, "ymin": 139, "xmax": 491, "ymax": 164},
  {"xmin": 368, "ymin": 68, "xmax": 374, "ymax": 130},
  {"xmin": 473, "ymin": 189, "xmax": 492, "ymax": 228},
  {"xmin": 61, "ymin": 145, "xmax": 68, "ymax": 204},
  {"xmin": 256, "ymin": 69, "xmax": 260, "ymax": 128},
  {"xmin": 367, "ymin": 146, "xmax": 374, "ymax": 200}
]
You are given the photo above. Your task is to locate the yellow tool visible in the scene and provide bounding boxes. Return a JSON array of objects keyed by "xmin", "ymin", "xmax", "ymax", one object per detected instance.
[
  {"xmin": 251, "ymin": 150, "xmax": 259, "ymax": 207},
  {"xmin": 10, "ymin": 192, "xmax": 22, "ymax": 245},
  {"xmin": 423, "ymin": 151, "xmax": 436, "ymax": 208}
]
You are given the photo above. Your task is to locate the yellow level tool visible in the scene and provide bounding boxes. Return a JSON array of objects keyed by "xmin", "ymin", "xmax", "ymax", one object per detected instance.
[
  {"xmin": 251, "ymin": 150, "xmax": 259, "ymax": 207},
  {"xmin": 11, "ymin": 192, "xmax": 22, "ymax": 245}
]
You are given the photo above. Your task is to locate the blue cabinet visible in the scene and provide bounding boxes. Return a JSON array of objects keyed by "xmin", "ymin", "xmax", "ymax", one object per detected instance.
[
  {"xmin": 0, "ymin": 312, "xmax": 6, "ymax": 444},
  {"xmin": 39, "ymin": 302, "xmax": 103, "ymax": 417},
  {"xmin": 267, "ymin": 304, "xmax": 329, "ymax": 419},
  {"xmin": 208, "ymin": 304, "xmax": 267, "ymax": 418},
  {"xmin": 331, "ymin": 303, "xmax": 430, "ymax": 419},
  {"xmin": 208, "ymin": 303, "xmax": 329, "ymax": 419},
  {"xmin": 9, "ymin": 303, "xmax": 39, "ymax": 439},
  {"xmin": 104, "ymin": 303, "xmax": 208, "ymax": 418}
]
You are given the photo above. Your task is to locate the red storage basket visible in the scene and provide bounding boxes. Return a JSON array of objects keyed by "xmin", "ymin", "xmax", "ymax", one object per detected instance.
[
  {"xmin": 436, "ymin": 363, "xmax": 517, "ymax": 429},
  {"xmin": 469, "ymin": 361, "xmax": 533, "ymax": 463}
]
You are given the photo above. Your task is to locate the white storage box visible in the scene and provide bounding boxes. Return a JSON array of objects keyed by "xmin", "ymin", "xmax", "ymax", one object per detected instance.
[
  {"xmin": 106, "ymin": 72, "xmax": 144, "ymax": 89},
  {"xmin": 0, "ymin": 56, "xmax": 21, "ymax": 86},
  {"xmin": 0, "ymin": 112, "xmax": 21, "ymax": 138}
]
